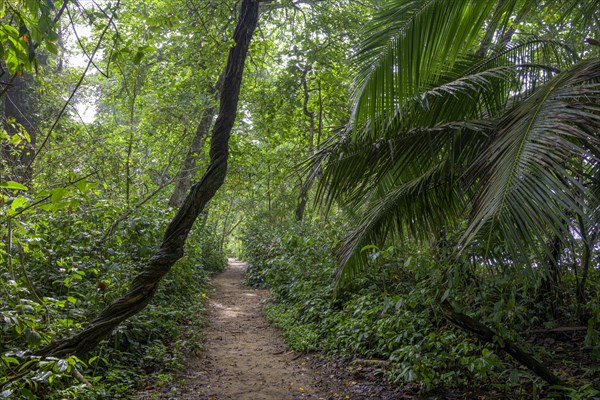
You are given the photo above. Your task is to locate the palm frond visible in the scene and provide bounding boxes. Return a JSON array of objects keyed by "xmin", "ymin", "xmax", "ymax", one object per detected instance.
[
  {"xmin": 351, "ymin": 0, "xmax": 523, "ymax": 131},
  {"xmin": 336, "ymin": 159, "xmax": 462, "ymax": 287},
  {"xmin": 320, "ymin": 41, "xmax": 575, "ymax": 210},
  {"xmin": 318, "ymin": 0, "xmax": 600, "ymax": 288},
  {"xmin": 551, "ymin": 0, "xmax": 600, "ymax": 40},
  {"xmin": 462, "ymin": 58, "xmax": 600, "ymax": 256}
]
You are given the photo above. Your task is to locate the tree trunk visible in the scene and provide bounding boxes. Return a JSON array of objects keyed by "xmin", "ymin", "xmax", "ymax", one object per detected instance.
[
  {"xmin": 1, "ymin": 0, "xmax": 67, "ymax": 181},
  {"xmin": 1, "ymin": 69, "xmax": 36, "ymax": 182},
  {"xmin": 38, "ymin": 0, "xmax": 260, "ymax": 359},
  {"xmin": 475, "ymin": 0, "xmax": 505, "ymax": 57},
  {"xmin": 441, "ymin": 301, "xmax": 562, "ymax": 386},
  {"xmin": 538, "ymin": 235, "xmax": 562, "ymax": 318},
  {"xmin": 168, "ymin": 75, "xmax": 221, "ymax": 208},
  {"xmin": 575, "ymin": 213, "xmax": 597, "ymax": 306},
  {"xmin": 295, "ymin": 64, "xmax": 321, "ymax": 221},
  {"xmin": 475, "ymin": 0, "xmax": 529, "ymax": 57}
]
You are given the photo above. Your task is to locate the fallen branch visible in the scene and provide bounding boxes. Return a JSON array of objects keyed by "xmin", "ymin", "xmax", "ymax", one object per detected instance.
[
  {"xmin": 71, "ymin": 367, "xmax": 93, "ymax": 388},
  {"xmin": 440, "ymin": 300, "xmax": 563, "ymax": 386},
  {"xmin": 351, "ymin": 358, "xmax": 390, "ymax": 368}
]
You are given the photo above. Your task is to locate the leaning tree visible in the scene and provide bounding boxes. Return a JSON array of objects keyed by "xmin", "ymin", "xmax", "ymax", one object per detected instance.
[{"xmin": 37, "ymin": 0, "xmax": 260, "ymax": 358}]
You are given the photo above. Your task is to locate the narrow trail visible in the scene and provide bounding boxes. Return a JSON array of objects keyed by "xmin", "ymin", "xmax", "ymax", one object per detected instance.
[
  {"xmin": 180, "ymin": 260, "xmax": 321, "ymax": 400},
  {"xmin": 179, "ymin": 259, "xmax": 407, "ymax": 400}
]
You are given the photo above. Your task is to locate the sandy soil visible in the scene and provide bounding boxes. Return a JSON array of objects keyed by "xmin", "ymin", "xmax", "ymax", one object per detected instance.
[
  {"xmin": 178, "ymin": 259, "xmax": 412, "ymax": 400},
  {"xmin": 179, "ymin": 260, "xmax": 323, "ymax": 400}
]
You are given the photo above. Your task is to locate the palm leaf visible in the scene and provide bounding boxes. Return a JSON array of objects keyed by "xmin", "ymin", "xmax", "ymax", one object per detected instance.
[
  {"xmin": 317, "ymin": 0, "xmax": 599, "ymax": 287},
  {"xmin": 351, "ymin": 0, "xmax": 524, "ymax": 131},
  {"xmin": 463, "ymin": 58, "xmax": 600, "ymax": 257}
]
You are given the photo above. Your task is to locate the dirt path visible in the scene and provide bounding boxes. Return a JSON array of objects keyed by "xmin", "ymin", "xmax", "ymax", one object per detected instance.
[{"xmin": 179, "ymin": 260, "xmax": 321, "ymax": 400}]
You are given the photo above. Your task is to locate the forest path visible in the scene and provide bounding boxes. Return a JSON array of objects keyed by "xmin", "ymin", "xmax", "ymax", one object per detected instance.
[{"xmin": 179, "ymin": 259, "xmax": 323, "ymax": 400}]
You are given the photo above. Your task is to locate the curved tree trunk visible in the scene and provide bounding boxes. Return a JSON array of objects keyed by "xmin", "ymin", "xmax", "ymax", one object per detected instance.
[{"xmin": 38, "ymin": 0, "xmax": 260, "ymax": 359}]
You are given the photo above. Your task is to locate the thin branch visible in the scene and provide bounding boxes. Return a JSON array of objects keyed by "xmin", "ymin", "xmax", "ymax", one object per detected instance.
[
  {"xmin": 96, "ymin": 181, "xmax": 172, "ymax": 244},
  {"xmin": 0, "ymin": 171, "xmax": 98, "ymax": 223},
  {"xmin": 28, "ymin": 0, "xmax": 120, "ymax": 169},
  {"xmin": 0, "ymin": 73, "xmax": 17, "ymax": 98},
  {"xmin": 66, "ymin": 4, "xmax": 109, "ymax": 77},
  {"xmin": 53, "ymin": 0, "xmax": 71, "ymax": 23}
]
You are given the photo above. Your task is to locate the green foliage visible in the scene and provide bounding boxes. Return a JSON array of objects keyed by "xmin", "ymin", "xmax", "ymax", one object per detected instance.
[
  {"xmin": 242, "ymin": 221, "xmax": 502, "ymax": 389},
  {"xmin": 0, "ymin": 0, "xmax": 61, "ymax": 74},
  {"xmin": 316, "ymin": 0, "xmax": 600, "ymax": 291},
  {"xmin": 1, "ymin": 0, "xmax": 232, "ymax": 397},
  {"xmin": 2, "ymin": 0, "xmax": 598, "ymax": 398},
  {"xmin": 0, "ymin": 188, "xmax": 225, "ymax": 398},
  {"xmin": 242, "ymin": 218, "xmax": 600, "ymax": 396}
]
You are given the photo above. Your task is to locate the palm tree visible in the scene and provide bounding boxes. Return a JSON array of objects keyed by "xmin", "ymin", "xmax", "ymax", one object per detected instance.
[{"xmin": 316, "ymin": 0, "xmax": 600, "ymax": 287}]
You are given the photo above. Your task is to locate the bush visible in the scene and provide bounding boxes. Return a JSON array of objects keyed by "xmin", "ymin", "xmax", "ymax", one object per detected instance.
[
  {"xmin": 0, "ymin": 198, "xmax": 225, "ymax": 399},
  {"xmin": 241, "ymin": 219, "xmax": 526, "ymax": 392}
]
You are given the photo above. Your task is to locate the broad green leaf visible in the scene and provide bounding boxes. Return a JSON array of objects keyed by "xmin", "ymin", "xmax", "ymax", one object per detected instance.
[
  {"xmin": 360, "ymin": 244, "xmax": 379, "ymax": 252},
  {"xmin": 10, "ymin": 195, "xmax": 29, "ymax": 210},
  {"xmin": 47, "ymin": 29, "xmax": 59, "ymax": 42},
  {"xmin": 45, "ymin": 40, "xmax": 57, "ymax": 54},
  {"xmin": 75, "ymin": 180, "xmax": 88, "ymax": 192},
  {"xmin": 26, "ymin": 0, "xmax": 39, "ymax": 16},
  {"xmin": 1, "ymin": 24, "xmax": 20, "ymax": 39},
  {"xmin": 20, "ymin": 389, "xmax": 36, "ymax": 400},
  {"xmin": 133, "ymin": 50, "xmax": 145, "ymax": 65},
  {"xmin": 1, "ymin": 356, "xmax": 19, "ymax": 365},
  {"xmin": 9, "ymin": 134, "xmax": 22, "ymax": 145},
  {"xmin": 0, "ymin": 181, "xmax": 28, "ymax": 190},
  {"xmin": 38, "ymin": 16, "xmax": 50, "ymax": 35},
  {"xmin": 24, "ymin": 328, "xmax": 41, "ymax": 346},
  {"xmin": 21, "ymin": 128, "xmax": 31, "ymax": 143},
  {"xmin": 51, "ymin": 187, "xmax": 67, "ymax": 203},
  {"xmin": 38, "ymin": 204, "xmax": 54, "ymax": 211}
]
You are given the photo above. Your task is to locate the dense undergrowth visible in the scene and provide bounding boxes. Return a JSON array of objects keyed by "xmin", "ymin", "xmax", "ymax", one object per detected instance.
[
  {"xmin": 242, "ymin": 220, "xmax": 600, "ymax": 399},
  {"xmin": 0, "ymin": 194, "xmax": 226, "ymax": 399}
]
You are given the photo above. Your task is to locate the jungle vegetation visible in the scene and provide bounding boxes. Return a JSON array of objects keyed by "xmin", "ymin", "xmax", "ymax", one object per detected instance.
[{"xmin": 1, "ymin": 0, "xmax": 599, "ymax": 398}]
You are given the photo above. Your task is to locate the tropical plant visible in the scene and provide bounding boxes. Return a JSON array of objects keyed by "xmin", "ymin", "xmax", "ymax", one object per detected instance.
[{"xmin": 316, "ymin": 0, "xmax": 600, "ymax": 288}]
